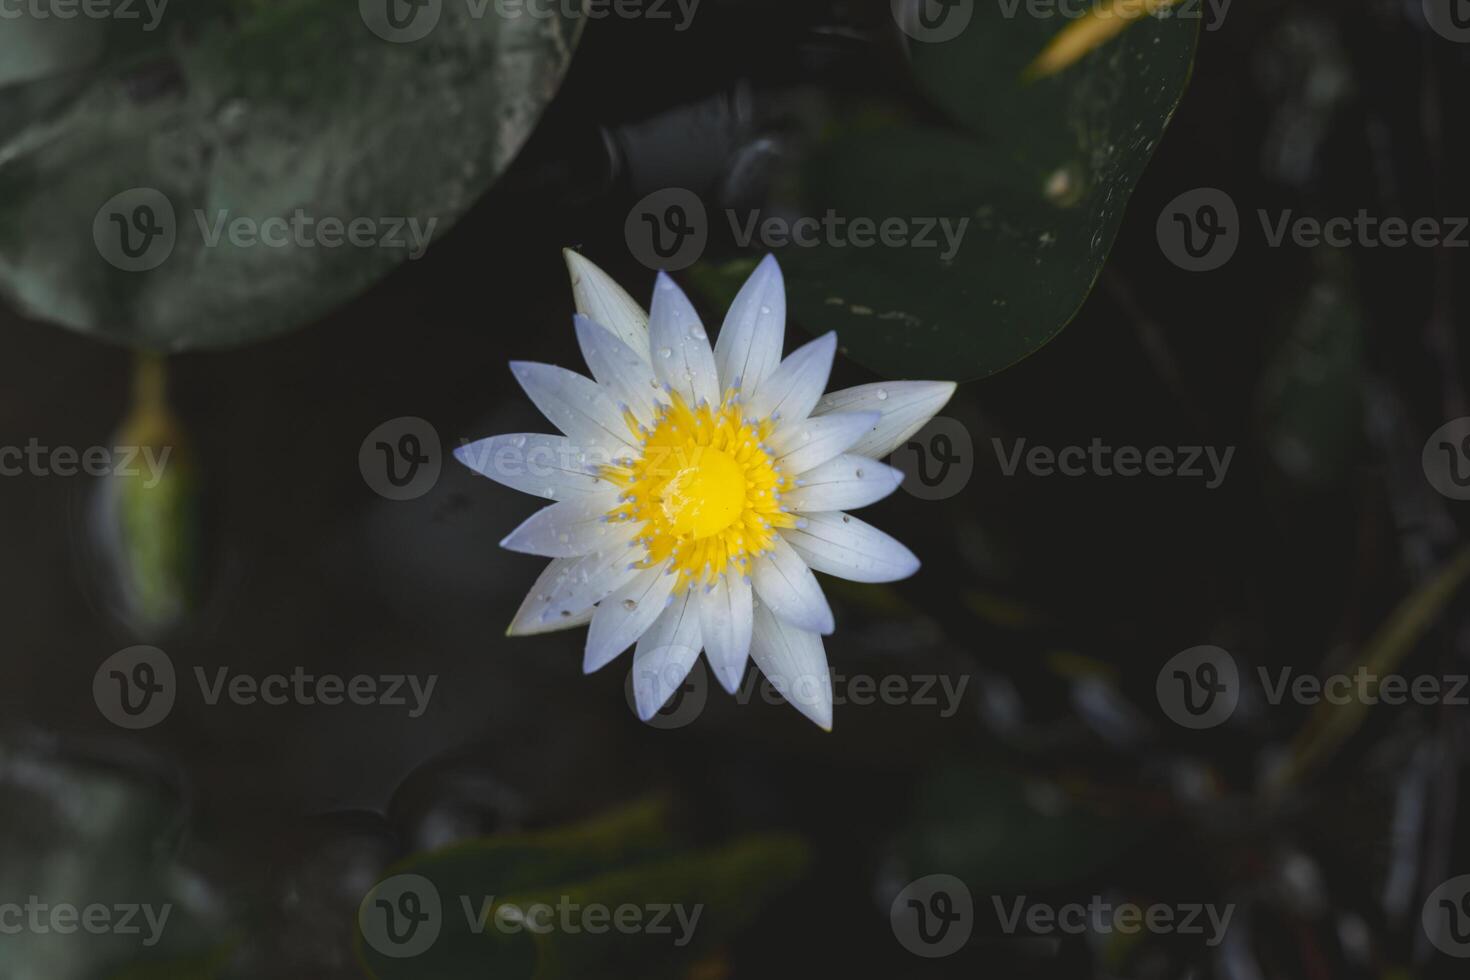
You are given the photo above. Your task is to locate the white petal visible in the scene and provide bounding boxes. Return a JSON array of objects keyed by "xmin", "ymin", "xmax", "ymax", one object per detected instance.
[
  {"xmin": 505, "ymin": 530, "xmax": 642, "ymax": 634},
  {"xmin": 631, "ymin": 590, "xmax": 704, "ymax": 721},
  {"xmin": 783, "ymin": 454, "xmax": 903, "ymax": 512},
  {"xmin": 746, "ymin": 331, "xmax": 836, "ymax": 425},
  {"xmin": 713, "ymin": 254, "xmax": 785, "ymax": 394},
  {"xmin": 454, "ymin": 434, "xmax": 614, "ymax": 500},
  {"xmin": 698, "ymin": 574, "xmax": 753, "ymax": 694},
  {"xmin": 505, "ymin": 534, "xmax": 643, "ymax": 635},
  {"xmin": 510, "ymin": 362, "xmax": 638, "ymax": 452},
  {"xmin": 564, "ymin": 250, "xmax": 649, "ymax": 360},
  {"xmin": 648, "ymin": 272, "xmax": 720, "ymax": 407},
  {"xmin": 749, "ymin": 601, "xmax": 833, "ymax": 730},
  {"xmin": 573, "ymin": 315, "xmax": 661, "ymax": 424},
  {"xmin": 768, "ymin": 411, "xmax": 881, "ymax": 476},
  {"xmin": 584, "ymin": 566, "xmax": 677, "ymax": 672},
  {"xmin": 811, "ymin": 381, "xmax": 957, "ymax": 459},
  {"xmin": 751, "ymin": 535, "xmax": 834, "ymax": 635},
  {"xmin": 499, "ymin": 491, "xmax": 624, "ymax": 558},
  {"xmin": 505, "ymin": 559, "xmax": 596, "ymax": 636},
  {"xmin": 781, "ymin": 511, "xmax": 919, "ymax": 583}
]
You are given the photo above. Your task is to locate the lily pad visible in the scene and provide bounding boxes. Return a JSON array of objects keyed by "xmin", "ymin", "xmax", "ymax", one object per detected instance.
[
  {"xmin": 356, "ymin": 798, "xmax": 808, "ymax": 979},
  {"xmin": 779, "ymin": 6, "xmax": 1199, "ymax": 379},
  {"xmin": 0, "ymin": 0, "xmax": 582, "ymax": 349},
  {"xmin": 891, "ymin": 764, "xmax": 1144, "ymax": 893}
]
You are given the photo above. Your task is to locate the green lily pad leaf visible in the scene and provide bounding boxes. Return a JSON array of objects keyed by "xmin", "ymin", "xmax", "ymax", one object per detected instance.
[
  {"xmin": 0, "ymin": 1, "xmax": 582, "ymax": 350},
  {"xmin": 108, "ymin": 944, "xmax": 235, "ymax": 980},
  {"xmin": 892, "ymin": 765, "xmax": 1145, "ymax": 893},
  {"xmin": 779, "ymin": 8, "xmax": 1198, "ymax": 380},
  {"xmin": 356, "ymin": 798, "xmax": 808, "ymax": 980},
  {"xmin": 0, "ymin": 739, "xmax": 224, "ymax": 979},
  {"xmin": 0, "ymin": 14, "xmax": 103, "ymax": 87},
  {"xmin": 358, "ymin": 797, "xmax": 680, "ymax": 979},
  {"xmin": 480, "ymin": 837, "xmax": 807, "ymax": 980}
]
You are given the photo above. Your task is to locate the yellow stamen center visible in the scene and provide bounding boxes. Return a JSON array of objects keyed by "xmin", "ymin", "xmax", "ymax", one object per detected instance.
[
  {"xmin": 601, "ymin": 390, "xmax": 794, "ymax": 592},
  {"xmin": 659, "ymin": 446, "xmax": 745, "ymax": 539}
]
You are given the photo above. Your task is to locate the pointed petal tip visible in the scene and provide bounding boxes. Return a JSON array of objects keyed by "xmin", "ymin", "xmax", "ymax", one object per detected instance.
[
  {"xmin": 793, "ymin": 698, "xmax": 833, "ymax": 730},
  {"xmin": 802, "ymin": 330, "xmax": 839, "ymax": 360},
  {"xmin": 898, "ymin": 552, "xmax": 921, "ymax": 579}
]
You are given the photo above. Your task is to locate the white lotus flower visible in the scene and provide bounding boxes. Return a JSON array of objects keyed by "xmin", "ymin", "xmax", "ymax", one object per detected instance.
[{"xmin": 455, "ymin": 252, "xmax": 955, "ymax": 729}]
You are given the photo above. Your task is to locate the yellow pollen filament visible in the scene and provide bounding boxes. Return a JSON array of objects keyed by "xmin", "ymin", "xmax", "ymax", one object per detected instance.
[{"xmin": 601, "ymin": 390, "xmax": 794, "ymax": 592}]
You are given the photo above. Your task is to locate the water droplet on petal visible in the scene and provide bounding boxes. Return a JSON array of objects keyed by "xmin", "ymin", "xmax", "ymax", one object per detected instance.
[
  {"xmin": 622, "ymin": 598, "xmax": 638, "ymax": 611},
  {"xmin": 875, "ymin": 388, "xmax": 888, "ymax": 401},
  {"xmin": 658, "ymin": 347, "xmax": 673, "ymax": 359}
]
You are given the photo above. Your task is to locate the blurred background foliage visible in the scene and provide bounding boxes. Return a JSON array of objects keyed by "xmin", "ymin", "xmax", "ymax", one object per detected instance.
[{"xmin": 3, "ymin": 0, "xmax": 1470, "ymax": 978}]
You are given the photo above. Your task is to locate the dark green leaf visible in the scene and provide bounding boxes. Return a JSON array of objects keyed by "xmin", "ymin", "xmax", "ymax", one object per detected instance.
[
  {"xmin": 779, "ymin": 8, "xmax": 1198, "ymax": 379},
  {"xmin": 893, "ymin": 764, "xmax": 1144, "ymax": 893},
  {"xmin": 356, "ymin": 798, "xmax": 808, "ymax": 980},
  {"xmin": 0, "ymin": 1, "xmax": 582, "ymax": 349}
]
